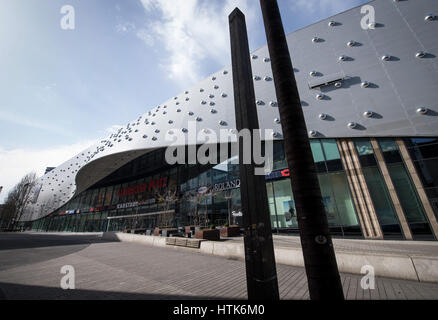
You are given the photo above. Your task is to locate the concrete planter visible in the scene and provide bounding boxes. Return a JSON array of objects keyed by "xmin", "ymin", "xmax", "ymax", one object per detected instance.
[
  {"xmin": 185, "ymin": 226, "xmax": 196, "ymax": 234},
  {"xmin": 161, "ymin": 228, "xmax": 178, "ymax": 237},
  {"xmin": 220, "ymin": 226, "xmax": 241, "ymax": 237},
  {"xmin": 195, "ymin": 229, "xmax": 220, "ymax": 241}
]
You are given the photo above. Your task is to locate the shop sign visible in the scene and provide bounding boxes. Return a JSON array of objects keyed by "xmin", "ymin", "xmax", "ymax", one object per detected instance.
[
  {"xmin": 265, "ymin": 168, "xmax": 290, "ymax": 180},
  {"xmin": 211, "ymin": 179, "xmax": 240, "ymax": 192},
  {"xmin": 117, "ymin": 177, "xmax": 168, "ymax": 197},
  {"xmin": 197, "ymin": 186, "xmax": 209, "ymax": 194},
  {"xmin": 116, "ymin": 201, "xmax": 139, "ymax": 209},
  {"xmin": 232, "ymin": 211, "xmax": 243, "ymax": 217}
]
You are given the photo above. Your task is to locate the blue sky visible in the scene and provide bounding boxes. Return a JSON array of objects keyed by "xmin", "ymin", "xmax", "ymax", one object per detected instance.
[{"xmin": 0, "ymin": 0, "xmax": 369, "ymax": 202}]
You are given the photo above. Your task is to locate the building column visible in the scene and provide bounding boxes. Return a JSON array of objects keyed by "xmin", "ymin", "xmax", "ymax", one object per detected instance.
[
  {"xmin": 370, "ymin": 138, "xmax": 413, "ymax": 240},
  {"xmin": 337, "ymin": 139, "xmax": 383, "ymax": 239},
  {"xmin": 396, "ymin": 139, "xmax": 438, "ymax": 239}
]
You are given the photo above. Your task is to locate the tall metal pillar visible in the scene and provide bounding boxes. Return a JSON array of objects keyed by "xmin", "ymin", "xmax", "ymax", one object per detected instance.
[
  {"xmin": 259, "ymin": 0, "xmax": 344, "ymax": 300},
  {"xmin": 229, "ymin": 8, "xmax": 279, "ymax": 300}
]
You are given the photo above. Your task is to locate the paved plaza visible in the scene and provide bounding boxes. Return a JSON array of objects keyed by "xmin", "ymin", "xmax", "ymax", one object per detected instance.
[{"xmin": 1, "ymin": 233, "xmax": 438, "ymax": 300}]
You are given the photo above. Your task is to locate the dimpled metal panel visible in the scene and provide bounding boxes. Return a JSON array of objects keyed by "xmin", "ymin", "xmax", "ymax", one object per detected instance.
[{"xmin": 21, "ymin": 0, "xmax": 438, "ymax": 221}]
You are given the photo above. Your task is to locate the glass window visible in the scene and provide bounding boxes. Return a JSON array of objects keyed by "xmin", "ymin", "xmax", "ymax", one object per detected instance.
[
  {"xmin": 272, "ymin": 179, "xmax": 297, "ymax": 228},
  {"xmin": 355, "ymin": 139, "xmax": 374, "ymax": 156},
  {"xmin": 310, "ymin": 140, "xmax": 324, "ymax": 163},
  {"xmin": 318, "ymin": 172, "xmax": 358, "ymax": 227},
  {"xmin": 379, "ymin": 138, "xmax": 399, "ymax": 152},
  {"xmin": 322, "ymin": 139, "xmax": 340, "ymax": 161}
]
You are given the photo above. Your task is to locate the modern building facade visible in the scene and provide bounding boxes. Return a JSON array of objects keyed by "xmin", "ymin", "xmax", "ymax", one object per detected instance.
[{"xmin": 21, "ymin": 0, "xmax": 438, "ymax": 241}]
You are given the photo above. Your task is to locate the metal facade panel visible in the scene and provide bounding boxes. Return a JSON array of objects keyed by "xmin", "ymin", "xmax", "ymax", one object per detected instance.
[{"xmin": 21, "ymin": 0, "xmax": 438, "ymax": 221}]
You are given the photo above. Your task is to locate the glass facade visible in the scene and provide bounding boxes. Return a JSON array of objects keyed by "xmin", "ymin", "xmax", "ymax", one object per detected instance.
[
  {"xmin": 354, "ymin": 138, "xmax": 403, "ymax": 238},
  {"xmin": 378, "ymin": 138, "xmax": 433, "ymax": 239},
  {"xmin": 28, "ymin": 138, "xmax": 438, "ymax": 241}
]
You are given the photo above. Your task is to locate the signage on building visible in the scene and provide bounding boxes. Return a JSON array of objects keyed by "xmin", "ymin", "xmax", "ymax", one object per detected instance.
[
  {"xmin": 116, "ymin": 201, "xmax": 139, "ymax": 209},
  {"xmin": 117, "ymin": 177, "xmax": 168, "ymax": 197},
  {"xmin": 211, "ymin": 179, "xmax": 241, "ymax": 192},
  {"xmin": 265, "ymin": 168, "xmax": 291, "ymax": 180}
]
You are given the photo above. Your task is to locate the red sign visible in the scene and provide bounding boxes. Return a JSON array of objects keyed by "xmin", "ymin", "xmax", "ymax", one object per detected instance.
[
  {"xmin": 281, "ymin": 169, "xmax": 290, "ymax": 177},
  {"xmin": 118, "ymin": 177, "xmax": 167, "ymax": 197}
]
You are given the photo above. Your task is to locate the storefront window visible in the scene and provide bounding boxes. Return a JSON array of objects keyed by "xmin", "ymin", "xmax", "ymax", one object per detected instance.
[{"xmin": 378, "ymin": 138, "xmax": 432, "ymax": 238}]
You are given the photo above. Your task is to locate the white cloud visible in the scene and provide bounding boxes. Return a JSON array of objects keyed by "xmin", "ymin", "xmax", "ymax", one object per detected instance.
[
  {"xmin": 138, "ymin": 0, "xmax": 258, "ymax": 87},
  {"xmin": 0, "ymin": 140, "xmax": 96, "ymax": 203},
  {"xmin": 288, "ymin": 0, "xmax": 363, "ymax": 16}
]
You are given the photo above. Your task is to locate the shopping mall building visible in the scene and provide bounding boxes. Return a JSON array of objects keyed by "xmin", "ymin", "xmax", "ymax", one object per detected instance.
[{"xmin": 20, "ymin": 0, "xmax": 438, "ymax": 240}]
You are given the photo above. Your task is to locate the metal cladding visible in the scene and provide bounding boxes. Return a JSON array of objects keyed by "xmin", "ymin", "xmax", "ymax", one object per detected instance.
[{"xmin": 21, "ymin": 0, "xmax": 438, "ymax": 221}]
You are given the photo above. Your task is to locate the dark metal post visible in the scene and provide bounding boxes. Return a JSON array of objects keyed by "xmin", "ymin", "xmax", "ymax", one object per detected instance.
[
  {"xmin": 229, "ymin": 8, "xmax": 279, "ymax": 300},
  {"xmin": 259, "ymin": 0, "xmax": 344, "ymax": 300}
]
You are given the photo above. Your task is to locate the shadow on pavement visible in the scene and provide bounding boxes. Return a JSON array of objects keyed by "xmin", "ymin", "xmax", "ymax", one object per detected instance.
[
  {"xmin": 0, "ymin": 282, "xmax": 222, "ymax": 300},
  {"xmin": 0, "ymin": 233, "xmax": 117, "ymax": 251}
]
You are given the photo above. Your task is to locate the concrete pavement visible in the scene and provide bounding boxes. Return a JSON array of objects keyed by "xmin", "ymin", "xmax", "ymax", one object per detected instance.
[{"xmin": 1, "ymin": 232, "xmax": 438, "ymax": 299}]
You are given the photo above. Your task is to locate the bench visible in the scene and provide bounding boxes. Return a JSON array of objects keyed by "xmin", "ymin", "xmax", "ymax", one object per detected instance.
[{"xmin": 165, "ymin": 237, "xmax": 202, "ymax": 249}]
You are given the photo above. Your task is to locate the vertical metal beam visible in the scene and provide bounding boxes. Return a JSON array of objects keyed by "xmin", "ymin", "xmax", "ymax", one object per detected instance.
[
  {"xmin": 259, "ymin": 0, "xmax": 344, "ymax": 300},
  {"xmin": 370, "ymin": 138, "xmax": 413, "ymax": 240},
  {"xmin": 229, "ymin": 8, "xmax": 279, "ymax": 300},
  {"xmin": 396, "ymin": 139, "xmax": 438, "ymax": 239}
]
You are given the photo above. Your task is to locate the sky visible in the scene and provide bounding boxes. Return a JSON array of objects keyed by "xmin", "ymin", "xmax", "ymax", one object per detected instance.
[{"xmin": 0, "ymin": 0, "xmax": 369, "ymax": 203}]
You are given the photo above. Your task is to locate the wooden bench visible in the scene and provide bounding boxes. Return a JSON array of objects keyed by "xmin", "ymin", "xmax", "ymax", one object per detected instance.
[{"xmin": 165, "ymin": 237, "xmax": 202, "ymax": 249}]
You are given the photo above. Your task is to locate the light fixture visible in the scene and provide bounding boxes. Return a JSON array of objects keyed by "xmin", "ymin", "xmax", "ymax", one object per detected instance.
[
  {"xmin": 182, "ymin": 128, "xmax": 188, "ymax": 133},
  {"xmin": 201, "ymin": 100, "xmax": 206, "ymax": 105},
  {"xmin": 252, "ymin": 55, "xmax": 258, "ymax": 59},
  {"xmin": 416, "ymin": 107, "xmax": 428, "ymax": 114},
  {"xmin": 269, "ymin": 101, "xmax": 277, "ymax": 107},
  {"xmin": 264, "ymin": 76, "xmax": 272, "ymax": 81},
  {"xmin": 196, "ymin": 117, "xmax": 202, "ymax": 121},
  {"xmin": 309, "ymin": 130, "xmax": 317, "ymax": 137},
  {"xmin": 274, "ymin": 118, "xmax": 281, "ymax": 124},
  {"xmin": 338, "ymin": 55, "xmax": 347, "ymax": 61},
  {"xmin": 381, "ymin": 55, "xmax": 391, "ymax": 61},
  {"xmin": 214, "ymin": 85, "xmax": 219, "ymax": 89},
  {"xmin": 361, "ymin": 81, "xmax": 370, "ymax": 88},
  {"xmin": 363, "ymin": 111, "xmax": 373, "ymax": 118},
  {"xmin": 168, "ymin": 120, "xmax": 173, "ymax": 124},
  {"xmin": 256, "ymin": 100, "xmax": 263, "ymax": 105},
  {"xmin": 209, "ymin": 94, "xmax": 215, "ymax": 98},
  {"xmin": 188, "ymin": 111, "xmax": 194, "ymax": 116},
  {"xmin": 347, "ymin": 40, "xmax": 356, "ymax": 47},
  {"xmin": 328, "ymin": 21, "xmax": 336, "ymax": 26},
  {"xmin": 334, "ymin": 82, "xmax": 342, "ymax": 88},
  {"xmin": 312, "ymin": 37, "xmax": 319, "ymax": 43},
  {"xmin": 319, "ymin": 113, "xmax": 327, "ymax": 120},
  {"xmin": 416, "ymin": 51, "xmax": 426, "ymax": 58},
  {"xmin": 223, "ymin": 70, "xmax": 228, "ymax": 74},
  {"xmin": 264, "ymin": 57, "xmax": 270, "ymax": 62},
  {"xmin": 221, "ymin": 93, "xmax": 227, "ymax": 98},
  {"xmin": 272, "ymin": 132, "xmax": 280, "ymax": 138},
  {"xmin": 309, "ymin": 70, "xmax": 317, "ymax": 77},
  {"xmin": 347, "ymin": 122, "xmax": 357, "ymax": 129},
  {"xmin": 210, "ymin": 109, "xmax": 217, "ymax": 113},
  {"xmin": 425, "ymin": 14, "xmax": 436, "ymax": 21},
  {"xmin": 219, "ymin": 120, "xmax": 226, "ymax": 126},
  {"xmin": 253, "ymin": 75, "xmax": 261, "ymax": 80},
  {"xmin": 212, "ymin": 76, "xmax": 216, "ymax": 81},
  {"xmin": 316, "ymin": 94, "xmax": 324, "ymax": 100}
]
